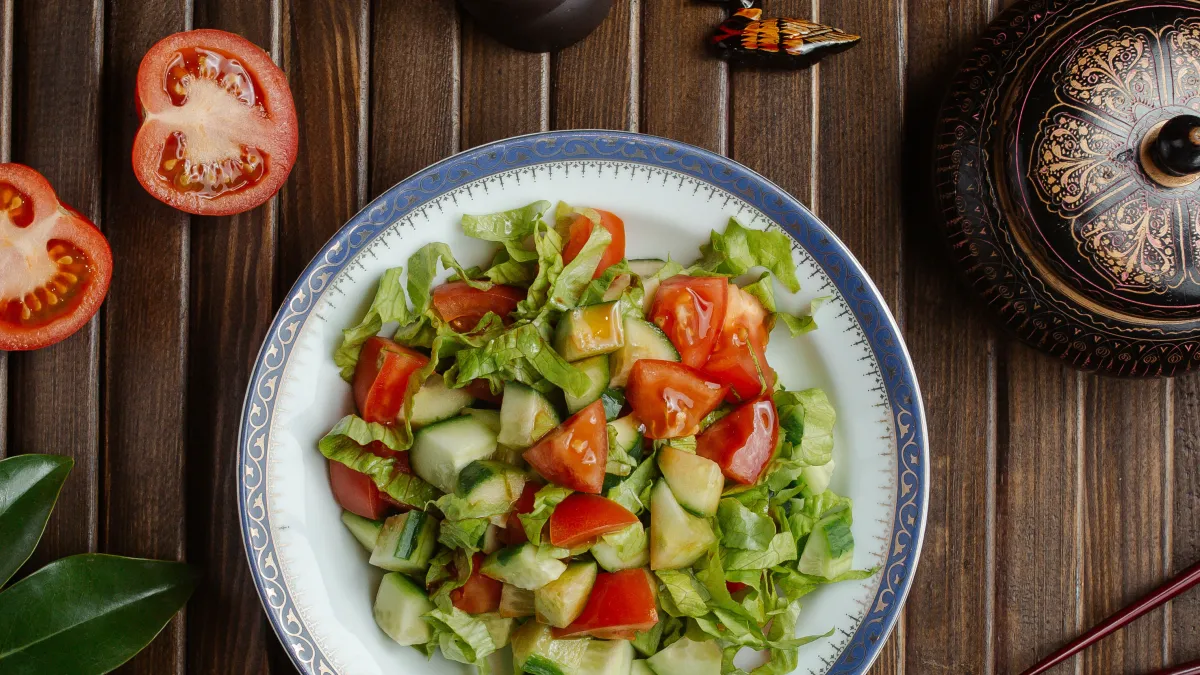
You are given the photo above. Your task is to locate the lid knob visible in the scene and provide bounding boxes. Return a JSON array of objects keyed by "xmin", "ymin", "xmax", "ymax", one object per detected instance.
[{"xmin": 1146, "ymin": 114, "xmax": 1200, "ymax": 183}]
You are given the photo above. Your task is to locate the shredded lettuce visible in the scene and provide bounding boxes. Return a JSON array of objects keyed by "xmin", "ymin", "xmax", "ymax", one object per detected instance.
[
  {"xmin": 548, "ymin": 222, "xmax": 612, "ymax": 311},
  {"xmin": 655, "ymin": 569, "xmax": 712, "ymax": 618},
  {"xmin": 716, "ymin": 498, "xmax": 776, "ymax": 551},
  {"xmin": 579, "ymin": 260, "xmax": 631, "ymax": 306},
  {"xmin": 446, "ymin": 323, "xmax": 590, "ymax": 398},
  {"xmin": 690, "ymin": 218, "xmax": 800, "ymax": 293},
  {"xmin": 425, "ymin": 606, "xmax": 499, "ymax": 667},
  {"xmin": 438, "ymin": 518, "xmax": 490, "ymax": 551},
  {"xmin": 517, "ymin": 484, "xmax": 572, "ymax": 545},
  {"xmin": 605, "ymin": 451, "xmax": 659, "ymax": 515},
  {"xmin": 461, "ymin": 201, "xmax": 550, "ymax": 246},
  {"xmin": 317, "ymin": 415, "xmax": 440, "ymax": 508},
  {"xmin": 407, "ymin": 242, "xmax": 488, "ymax": 316},
  {"xmin": 435, "ymin": 493, "xmax": 515, "ymax": 522},
  {"xmin": 725, "ymin": 531, "xmax": 798, "ymax": 571},
  {"xmin": 333, "ymin": 267, "xmax": 411, "ymax": 380},
  {"xmin": 605, "ymin": 425, "xmax": 639, "ymax": 476}
]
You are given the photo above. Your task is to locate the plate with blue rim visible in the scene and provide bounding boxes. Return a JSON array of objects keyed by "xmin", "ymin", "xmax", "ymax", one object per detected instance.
[{"xmin": 238, "ymin": 130, "xmax": 928, "ymax": 675}]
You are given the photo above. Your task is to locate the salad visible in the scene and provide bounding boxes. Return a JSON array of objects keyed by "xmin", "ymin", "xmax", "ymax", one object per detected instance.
[{"xmin": 318, "ymin": 201, "xmax": 871, "ymax": 675}]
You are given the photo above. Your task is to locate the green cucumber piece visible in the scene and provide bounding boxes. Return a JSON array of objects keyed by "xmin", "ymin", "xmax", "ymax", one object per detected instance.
[
  {"xmin": 590, "ymin": 522, "xmax": 650, "ymax": 572},
  {"xmin": 535, "ymin": 561, "xmax": 598, "ymax": 628},
  {"xmin": 373, "ymin": 572, "xmax": 433, "ymax": 646},
  {"xmin": 499, "ymin": 382, "xmax": 561, "ymax": 449},
  {"xmin": 646, "ymin": 637, "xmax": 721, "ymax": 675},
  {"xmin": 609, "ymin": 317, "xmax": 679, "ymax": 387},
  {"xmin": 410, "ymin": 415, "xmax": 498, "ymax": 494},
  {"xmin": 801, "ymin": 459, "xmax": 836, "ymax": 497},
  {"xmin": 511, "ymin": 621, "xmax": 592, "ymax": 675},
  {"xmin": 480, "ymin": 612, "xmax": 515, "ymax": 649},
  {"xmin": 369, "ymin": 510, "xmax": 439, "ymax": 574},
  {"xmin": 555, "ymin": 301, "xmax": 625, "ymax": 362},
  {"xmin": 658, "ymin": 445, "xmax": 723, "ymax": 517},
  {"xmin": 499, "ymin": 583, "xmax": 535, "ymax": 618},
  {"xmin": 632, "ymin": 659, "xmax": 656, "ymax": 675},
  {"xmin": 581, "ymin": 639, "xmax": 635, "ymax": 675},
  {"xmin": 483, "ymin": 523, "xmax": 504, "ymax": 554},
  {"xmin": 797, "ymin": 514, "xmax": 855, "ymax": 579},
  {"xmin": 564, "ymin": 355, "xmax": 611, "ymax": 414},
  {"xmin": 481, "ymin": 543, "xmax": 568, "ymax": 590},
  {"xmin": 609, "ymin": 415, "xmax": 644, "ymax": 461},
  {"xmin": 341, "ymin": 510, "xmax": 383, "ymax": 552},
  {"xmin": 457, "ymin": 460, "xmax": 527, "ymax": 511},
  {"xmin": 649, "ymin": 480, "xmax": 715, "ymax": 570},
  {"xmin": 464, "ymin": 407, "xmax": 503, "ymax": 434},
  {"xmin": 408, "ymin": 372, "xmax": 474, "ymax": 428}
]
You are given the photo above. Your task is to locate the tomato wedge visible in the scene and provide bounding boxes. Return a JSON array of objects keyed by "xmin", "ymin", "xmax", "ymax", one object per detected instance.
[
  {"xmin": 702, "ymin": 284, "xmax": 775, "ymax": 401},
  {"xmin": 548, "ymin": 494, "xmax": 639, "ymax": 548},
  {"xmin": 451, "ymin": 553, "xmax": 503, "ymax": 614},
  {"xmin": 329, "ymin": 460, "xmax": 390, "ymax": 520},
  {"xmin": 696, "ymin": 397, "xmax": 780, "ymax": 485},
  {"xmin": 523, "ymin": 400, "xmax": 608, "ymax": 493},
  {"xmin": 649, "ymin": 275, "xmax": 728, "ymax": 368},
  {"xmin": 432, "ymin": 281, "xmax": 525, "ymax": 332},
  {"xmin": 626, "ymin": 360, "xmax": 728, "ymax": 439},
  {"xmin": 133, "ymin": 29, "xmax": 298, "ymax": 216},
  {"xmin": 0, "ymin": 164, "xmax": 112, "ymax": 351},
  {"xmin": 353, "ymin": 336, "xmax": 430, "ymax": 424},
  {"xmin": 562, "ymin": 209, "xmax": 626, "ymax": 279},
  {"xmin": 503, "ymin": 480, "xmax": 541, "ymax": 545},
  {"xmin": 552, "ymin": 569, "xmax": 659, "ymax": 639}
]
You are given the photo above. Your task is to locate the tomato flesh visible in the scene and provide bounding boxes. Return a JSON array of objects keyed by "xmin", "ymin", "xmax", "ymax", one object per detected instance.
[
  {"xmin": 562, "ymin": 210, "xmax": 626, "ymax": 279},
  {"xmin": 353, "ymin": 336, "xmax": 430, "ymax": 424},
  {"xmin": 626, "ymin": 360, "xmax": 728, "ymax": 439},
  {"xmin": 702, "ymin": 284, "xmax": 775, "ymax": 402},
  {"xmin": 328, "ymin": 460, "xmax": 390, "ymax": 520},
  {"xmin": 522, "ymin": 400, "xmax": 608, "ymax": 493},
  {"xmin": 432, "ymin": 281, "xmax": 525, "ymax": 332},
  {"xmin": 503, "ymin": 480, "xmax": 541, "ymax": 545},
  {"xmin": 696, "ymin": 398, "xmax": 780, "ymax": 485},
  {"xmin": 548, "ymin": 494, "xmax": 639, "ymax": 548},
  {"xmin": 649, "ymin": 275, "xmax": 728, "ymax": 368},
  {"xmin": 452, "ymin": 553, "xmax": 503, "ymax": 614},
  {"xmin": 552, "ymin": 569, "xmax": 659, "ymax": 639}
]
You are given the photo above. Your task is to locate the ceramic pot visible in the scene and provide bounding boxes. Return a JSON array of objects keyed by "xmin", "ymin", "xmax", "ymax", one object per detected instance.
[{"xmin": 458, "ymin": 0, "xmax": 614, "ymax": 53}]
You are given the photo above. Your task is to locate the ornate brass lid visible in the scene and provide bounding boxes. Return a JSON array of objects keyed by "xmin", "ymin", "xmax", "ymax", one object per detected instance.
[{"xmin": 936, "ymin": 0, "xmax": 1200, "ymax": 376}]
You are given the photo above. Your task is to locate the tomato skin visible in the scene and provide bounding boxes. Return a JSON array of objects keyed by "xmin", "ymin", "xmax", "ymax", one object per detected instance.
[
  {"xmin": 452, "ymin": 553, "xmax": 503, "ymax": 614},
  {"xmin": 562, "ymin": 210, "xmax": 626, "ymax": 279},
  {"xmin": 548, "ymin": 494, "xmax": 639, "ymax": 548},
  {"xmin": 352, "ymin": 336, "xmax": 429, "ymax": 424},
  {"xmin": 328, "ymin": 460, "xmax": 390, "ymax": 520},
  {"xmin": 0, "ymin": 164, "xmax": 113, "ymax": 351},
  {"xmin": 702, "ymin": 284, "xmax": 775, "ymax": 401},
  {"xmin": 503, "ymin": 481, "xmax": 541, "ymax": 545},
  {"xmin": 726, "ymin": 581, "xmax": 749, "ymax": 594},
  {"xmin": 522, "ymin": 400, "xmax": 609, "ymax": 493},
  {"xmin": 649, "ymin": 276, "xmax": 728, "ymax": 369},
  {"xmin": 696, "ymin": 398, "xmax": 779, "ymax": 485},
  {"xmin": 465, "ymin": 379, "xmax": 503, "ymax": 404},
  {"xmin": 626, "ymin": 360, "xmax": 728, "ymax": 439},
  {"xmin": 552, "ymin": 569, "xmax": 659, "ymax": 639},
  {"xmin": 432, "ymin": 282, "xmax": 525, "ymax": 332}
]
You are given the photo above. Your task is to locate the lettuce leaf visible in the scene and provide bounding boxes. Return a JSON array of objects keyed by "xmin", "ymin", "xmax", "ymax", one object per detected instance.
[
  {"xmin": 461, "ymin": 201, "xmax": 550, "ymax": 246},
  {"xmin": 716, "ymin": 498, "xmax": 776, "ymax": 551},
  {"xmin": 579, "ymin": 260, "xmax": 632, "ymax": 307},
  {"xmin": 439, "ymin": 518, "xmax": 490, "ymax": 551},
  {"xmin": 515, "ymin": 221, "xmax": 565, "ymax": 320},
  {"xmin": 548, "ymin": 221, "xmax": 612, "ymax": 311},
  {"xmin": 793, "ymin": 389, "xmax": 835, "ymax": 465},
  {"xmin": 317, "ymin": 415, "xmax": 440, "ymax": 508},
  {"xmin": 724, "ymin": 531, "xmax": 798, "ymax": 571},
  {"xmin": 425, "ymin": 606, "xmax": 499, "ymax": 666},
  {"xmin": 447, "ymin": 322, "xmax": 590, "ymax": 398},
  {"xmin": 606, "ymin": 451, "xmax": 659, "ymax": 514},
  {"xmin": 407, "ymin": 243, "xmax": 488, "ymax": 316},
  {"xmin": 435, "ymin": 493, "xmax": 514, "ymax": 522},
  {"xmin": 690, "ymin": 219, "xmax": 800, "ymax": 294},
  {"xmin": 605, "ymin": 425, "xmax": 639, "ymax": 476},
  {"xmin": 772, "ymin": 565, "xmax": 877, "ymax": 600},
  {"xmin": 655, "ymin": 569, "xmax": 712, "ymax": 618},
  {"xmin": 333, "ymin": 267, "xmax": 410, "ymax": 381},
  {"xmin": 778, "ymin": 296, "xmax": 828, "ymax": 337},
  {"xmin": 517, "ymin": 484, "xmax": 573, "ymax": 545}
]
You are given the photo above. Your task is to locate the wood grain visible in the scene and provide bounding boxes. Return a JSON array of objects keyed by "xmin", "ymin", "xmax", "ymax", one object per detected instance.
[
  {"xmin": 1172, "ymin": 378, "xmax": 1200, "ymax": 665},
  {"xmin": 184, "ymin": 1, "xmax": 280, "ymax": 674},
  {"xmin": 460, "ymin": 18, "xmax": 547, "ymax": 147},
  {"xmin": 6, "ymin": 0, "xmax": 103, "ymax": 572},
  {"xmin": 640, "ymin": 0, "xmax": 725, "ymax": 153},
  {"xmin": 551, "ymin": 0, "xmax": 634, "ymax": 131},
  {"xmin": 0, "ymin": 0, "xmax": 12, "ymax": 458}
]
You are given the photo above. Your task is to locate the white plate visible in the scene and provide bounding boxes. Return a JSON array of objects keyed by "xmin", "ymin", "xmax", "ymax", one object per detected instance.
[{"xmin": 239, "ymin": 131, "xmax": 928, "ymax": 675}]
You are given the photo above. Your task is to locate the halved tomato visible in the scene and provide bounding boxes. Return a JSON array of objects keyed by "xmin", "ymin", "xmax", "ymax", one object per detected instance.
[
  {"xmin": 702, "ymin": 284, "xmax": 775, "ymax": 401},
  {"xmin": 0, "ymin": 164, "xmax": 112, "ymax": 351},
  {"xmin": 432, "ymin": 281, "xmax": 525, "ymax": 332},
  {"xmin": 451, "ymin": 553, "xmax": 503, "ymax": 614},
  {"xmin": 548, "ymin": 494, "xmax": 639, "ymax": 548},
  {"xmin": 696, "ymin": 397, "xmax": 779, "ymax": 485},
  {"xmin": 649, "ymin": 275, "xmax": 728, "ymax": 368},
  {"xmin": 552, "ymin": 569, "xmax": 659, "ymax": 639},
  {"xmin": 353, "ymin": 336, "xmax": 430, "ymax": 424},
  {"xmin": 522, "ymin": 400, "xmax": 608, "ymax": 493},
  {"xmin": 133, "ymin": 29, "xmax": 298, "ymax": 216},
  {"xmin": 626, "ymin": 360, "xmax": 728, "ymax": 439},
  {"xmin": 562, "ymin": 209, "xmax": 626, "ymax": 279}
]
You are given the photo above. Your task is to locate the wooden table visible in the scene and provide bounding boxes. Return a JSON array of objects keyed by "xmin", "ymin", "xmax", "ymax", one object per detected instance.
[{"xmin": 1, "ymin": 0, "xmax": 1197, "ymax": 673}]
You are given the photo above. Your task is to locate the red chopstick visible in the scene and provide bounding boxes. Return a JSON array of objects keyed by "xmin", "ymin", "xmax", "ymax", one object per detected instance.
[
  {"xmin": 1150, "ymin": 662, "xmax": 1200, "ymax": 675},
  {"xmin": 1020, "ymin": 560, "xmax": 1200, "ymax": 675}
]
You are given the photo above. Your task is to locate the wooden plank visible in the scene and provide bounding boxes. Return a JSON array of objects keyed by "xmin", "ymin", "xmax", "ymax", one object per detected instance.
[
  {"xmin": 460, "ymin": 19, "xmax": 548, "ymax": 147},
  {"xmin": 185, "ymin": 1, "xmax": 280, "ymax": 673},
  {"xmin": 640, "ymin": 0, "xmax": 725, "ymax": 152},
  {"xmin": 6, "ymin": 0, "xmax": 103, "ymax": 569},
  {"xmin": 551, "ymin": 0, "xmax": 634, "ymax": 131},
  {"xmin": 898, "ymin": 0, "xmax": 997, "ymax": 673},
  {"xmin": 1172, "ymin": 378, "xmax": 1200, "ymax": 665},
  {"xmin": 0, "ymin": 0, "xmax": 11, "ymax": 458}
]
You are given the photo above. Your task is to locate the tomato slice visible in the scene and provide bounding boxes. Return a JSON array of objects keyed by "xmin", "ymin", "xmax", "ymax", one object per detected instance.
[
  {"xmin": 451, "ymin": 553, "xmax": 503, "ymax": 614},
  {"xmin": 696, "ymin": 398, "xmax": 779, "ymax": 485},
  {"xmin": 649, "ymin": 275, "xmax": 728, "ymax": 368},
  {"xmin": 503, "ymin": 480, "xmax": 541, "ymax": 545},
  {"xmin": 548, "ymin": 494, "xmax": 639, "ymax": 548},
  {"xmin": 0, "ymin": 164, "xmax": 113, "ymax": 351},
  {"xmin": 552, "ymin": 569, "xmax": 659, "ymax": 639},
  {"xmin": 702, "ymin": 284, "xmax": 775, "ymax": 402},
  {"xmin": 626, "ymin": 360, "xmax": 728, "ymax": 439},
  {"xmin": 562, "ymin": 209, "xmax": 626, "ymax": 279},
  {"xmin": 432, "ymin": 281, "xmax": 525, "ymax": 332},
  {"xmin": 133, "ymin": 29, "xmax": 298, "ymax": 216},
  {"xmin": 522, "ymin": 400, "xmax": 608, "ymax": 493},
  {"xmin": 328, "ymin": 460, "xmax": 390, "ymax": 520},
  {"xmin": 353, "ymin": 336, "xmax": 430, "ymax": 424}
]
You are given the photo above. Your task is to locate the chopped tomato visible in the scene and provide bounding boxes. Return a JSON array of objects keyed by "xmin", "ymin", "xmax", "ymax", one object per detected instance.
[
  {"xmin": 503, "ymin": 480, "xmax": 541, "ymax": 545},
  {"xmin": 552, "ymin": 569, "xmax": 659, "ymax": 639},
  {"xmin": 328, "ymin": 460, "xmax": 389, "ymax": 520},
  {"xmin": 451, "ymin": 553, "xmax": 503, "ymax": 614},
  {"xmin": 649, "ymin": 275, "xmax": 728, "ymax": 368},
  {"xmin": 0, "ymin": 164, "xmax": 113, "ymax": 351},
  {"xmin": 432, "ymin": 281, "xmax": 525, "ymax": 332},
  {"xmin": 465, "ymin": 378, "xmax": 503, "ymax": 404},
  {"xmin": 352, "ymin": 336, "xmax": 429, "ymax": 424},
  {"xmin": 562, "ymin": 209, "xmax": 626, "ymax": 279},
  {"xmin": 548, "ymin": 494, "xmax": 639, "ymax": 548},
  {"xmin": 702, "ymin": 284, "xmax": 775, "ymax": 401},
  {"xmin": 523, "ymin": 400, "xmax": 608, "ymax": 493},
  {"xmin": 626, "ymin": 360, "xmax": 728, "ymax": 439},
  {"xmin": 696, "ymin": 398, "xmax": 779, "ymax": 485},
  {"xmin": 726, "ymin": 581, "xmax": 750, "ymax": 594},
  {"xmin": 133, "ymin": 30, "xmax": 298, "ymax": 216}
]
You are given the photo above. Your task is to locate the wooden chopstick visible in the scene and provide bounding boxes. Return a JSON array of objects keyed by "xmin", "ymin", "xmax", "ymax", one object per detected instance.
[
  {"xmin": 1150, "ymin": 661, "xmax": 1200, "ymax": 675},
  {"xmin": 1020, "ymin": 560, "xmax": 1200, "ymax": 675}
]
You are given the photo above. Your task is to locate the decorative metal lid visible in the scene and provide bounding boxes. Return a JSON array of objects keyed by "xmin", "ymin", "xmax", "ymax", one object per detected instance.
[{"xmin": 936, "ymin": 0, "xmax": 1200, "ymax": 376}]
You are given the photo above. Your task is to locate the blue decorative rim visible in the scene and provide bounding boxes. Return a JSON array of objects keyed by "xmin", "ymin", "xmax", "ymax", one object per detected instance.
[{"xmin": 238, "ymin": 130, "xmax": 929, "ymax": 675}]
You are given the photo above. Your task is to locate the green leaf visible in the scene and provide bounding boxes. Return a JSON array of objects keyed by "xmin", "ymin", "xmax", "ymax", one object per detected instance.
[
  {"xmin": 0, "ymin": 455, "xmax": 72, "ymax": 588},
  {"xmin": 548, "ymin": 221, "xmax": 612, "ymax": 311},
  {"xmin": 772, "ymin": 565, "xmax": 877, "ymax": 600},
  {"xmin": 461, "ymin": 201, "xmax": 550, "ymax": 245},
  {"xmin": 794, "ymin": 389, "xmax": 835, "ymax": 465},
  {"xmin": 435, "ymin": 493, "xmax": 514, "ymax": 522},
  {"xmin": 333, "ymin": 267, "xmax": 410, "ymax": 381},
  {"xmin": 448, "ymin": 323, "xmax": 590, "ymax": 399},
  {"xmin": 438, "ymin": 518, "xmax": 491, "ymax": 551},
  {"xmin": 318, "ymin": 415, "xmax": 442, "ymax": 508},
  {"xmin": 605, "ymin": 451, "xmax": 659, "ymax": 515},
  {"xmin": 425, "ymin": 605, "xmax": 498, "ymax": 664},
  {"xmin": 716, "ymin": 498, "xmax": 776, "ymax": 551},
  {"xmin": 517, "ymin": 485, "xmax": 573, "ymax": 546},
  {"xmin": 778, "ymin": 296, "xmax": 829, "ymax": 337},
  {"xmin": 579, "ymin": 261, "xmax": 632, "ymax": 307},
  {"xmin": 724, "ymin": 532, "xmax": 797, "ymax": 571},
  {"xmin": 0, "ymin": 553, "xmax": 199, "ymax": 675},
  {"xmin": 690, "ymin": 219, "xmax": 800, "ymax": 293},
  {"xmin": 654, "ymin": 570, "xmax": 711, "ymax": 618},
  {"xmin": 407, "ymin": 242, "xmax": 488, "ymax": 316},
  {"xmin": 514, "ymin": 221, "xmax": 565, "ymax": 320}
]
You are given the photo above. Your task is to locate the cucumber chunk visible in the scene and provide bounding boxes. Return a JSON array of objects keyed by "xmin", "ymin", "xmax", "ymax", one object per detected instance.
[
  {"xmin": 658, "ymin": 445, "xmax": 723, "ymax": 517},
  {"xmin": 555, "ymin": 301, "xmax": 625, "ymax": 362},
  {"xmin": 798, "ymin": 514, "xmax": 855, "ymax": 579},
  {"xmin": 609, "ymin": 415, "xmax": 644, "ymax": 461},
  {"xmin": 483, "ymin": 523, "xmax": 504, "ymax": 554},
  {"xmin": 581, "ymin": 639, "xmax": 635, "ymax": 675},
  {"xmin": 457, "ymin": 460, "xmax": 527, "ymax": 512},
  {"xmin": 646, "ymin": 637, "xmax": 721, "ymax": 675},
  {"xmin": 632, "ymin": 659, "xmax": 656, "ymax": 675},
  {"xmin": 512, "ymin": 621, "xmax": 591, "ymax": 675},
  {"xmin": 649, "ymin": 480, "xmax": 715, "ymax": 570},
  {"xmin": 480, "ymin": 612, "xmax": 515, "ymax": 649},
  {"xmin": 609, "ymin": 318, "xmax": 679, "ymax": 387},
  {"xmin": 408, "ymin": 372, "xmax": 474, "ymax": 428},
  {"xmin": 410, "ymin": 415, "xmax": 498, "ymax": 494},
  {"xmin": 373, "ymin": 572, "xmax": 433, "ymax": 646},
  {"xmin": 590, "ymin": 522, "xmax": 650, "ymax": 572},
  {"xmin": 499, "ymin": 583, "xmax": 535, "ymax": 618},
  {"xmin": 341, "ymin": 510, "xmax": 383, "ymax": 552},
  {"xmin": 564, "ymin": 355, "xmax": 611, "ymax": 414},
  {"xmin": 801, "ymin": 459, "xmax": 836, "ymax": 497},
  {"xmin": 535, "ymin": 561, "xmax": 598, "ymax": 628},
  {"xmin": 481, "ymin": 543, "xmax": 568, "ymax": 590},
  {"xmin": 499, "ymin": 382, "xmax": 561, "ymax": 449},
  {"xmin": 370, "ymin": 510, "xmax": 439, "ymax": 574},
  {"xmin": 464, "ymin": 407, "xmax": 503, "ymax": 434}
]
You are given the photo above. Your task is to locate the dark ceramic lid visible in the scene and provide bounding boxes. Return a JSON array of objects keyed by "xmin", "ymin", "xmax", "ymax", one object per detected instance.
[{"xmin": 936, "ymin": 0, "xmax": 1200, "ymax": 376}]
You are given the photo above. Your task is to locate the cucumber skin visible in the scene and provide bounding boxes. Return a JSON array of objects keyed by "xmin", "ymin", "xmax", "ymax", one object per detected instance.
[
  {"xmin": 410, "ymin": 415, "xmax": 499, "ymax": 494},
  {"xmin": 565, "ymin": 355, "xmax": 611, "ymax": 414}
]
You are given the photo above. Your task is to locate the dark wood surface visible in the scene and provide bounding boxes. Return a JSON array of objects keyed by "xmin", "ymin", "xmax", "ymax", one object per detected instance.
[{"xmin": 0, "ymin": 1, "xmax": 1196, "ymax": 674}]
